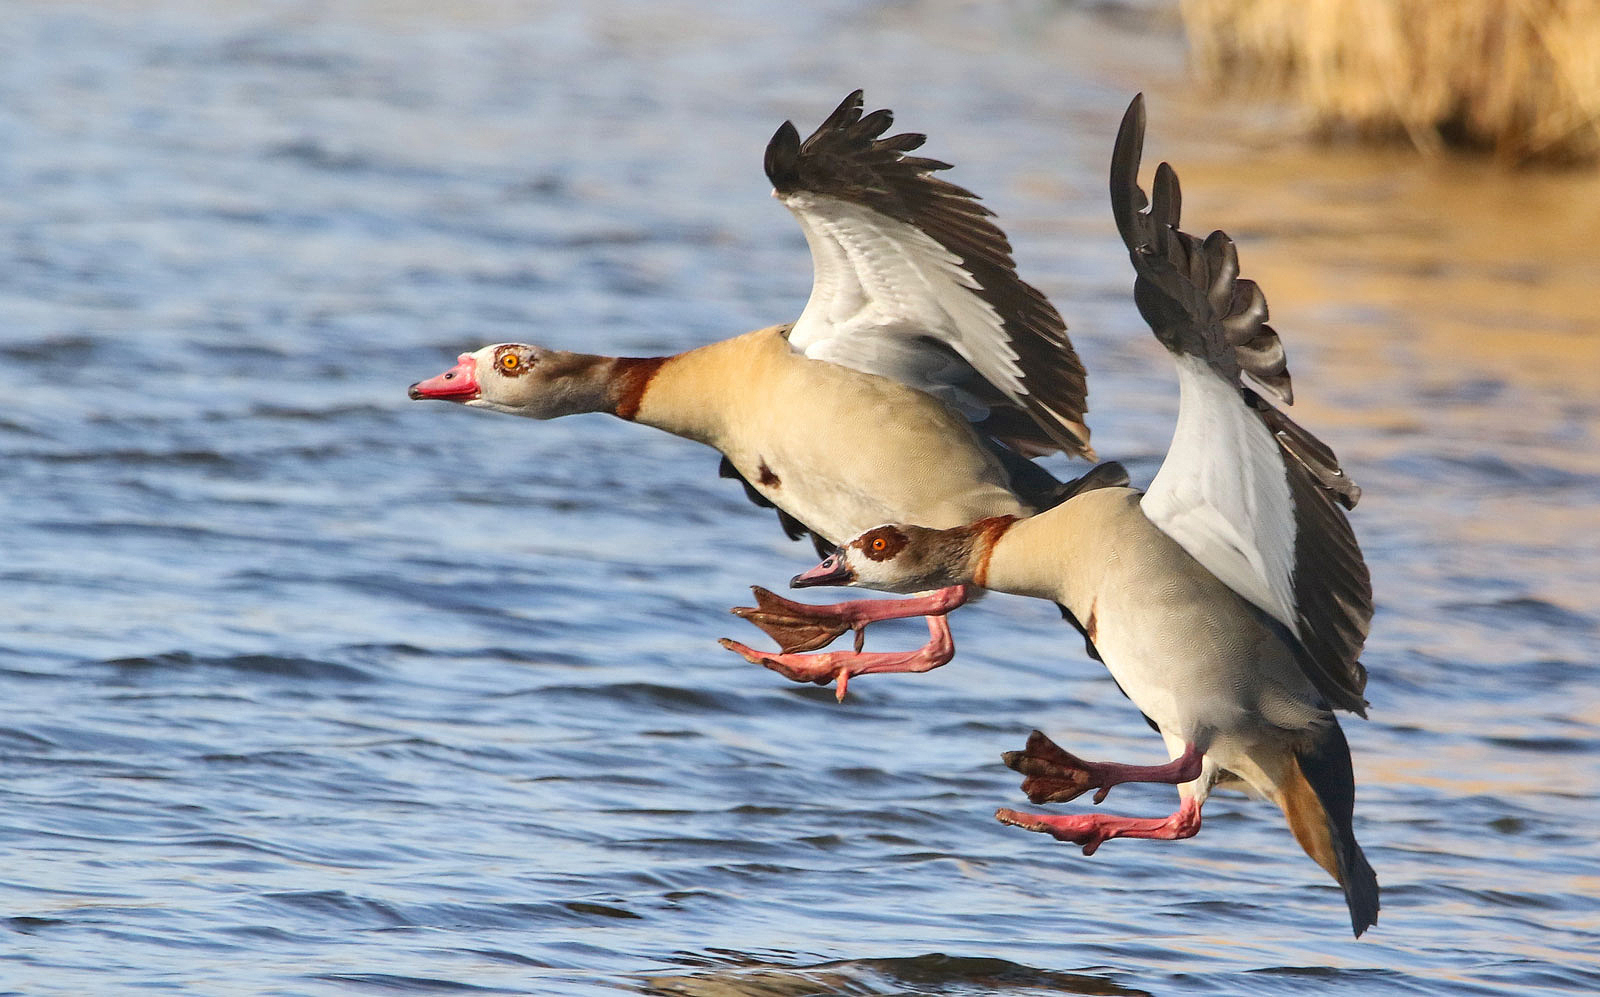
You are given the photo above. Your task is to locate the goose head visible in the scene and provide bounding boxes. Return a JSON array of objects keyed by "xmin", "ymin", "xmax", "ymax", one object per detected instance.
[
  {"xmin": 792, "ymin": 524, "xmax": 973, "ymax": 595},
  {"xmin": 409, "ymin": 343, "xmax": 623, "ymax": 419}
]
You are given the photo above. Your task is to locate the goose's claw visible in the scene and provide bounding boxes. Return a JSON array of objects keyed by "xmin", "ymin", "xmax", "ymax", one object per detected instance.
[
  {"xmin": 719, "ymin": 613, "xmax": 956, "ymax": 702},
  {"xmin": 1002, "ymin": 731, "xmax": 1205, "ymax": 805},
  {"xmin": 730, "ymin": 586, "xmax": 855, "ymax": 654}
]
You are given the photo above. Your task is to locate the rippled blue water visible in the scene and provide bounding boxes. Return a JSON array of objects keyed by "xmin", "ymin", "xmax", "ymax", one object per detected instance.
[{"xmin": 3, "ymin": 2, "xmax": 1598, "ymax": 994}]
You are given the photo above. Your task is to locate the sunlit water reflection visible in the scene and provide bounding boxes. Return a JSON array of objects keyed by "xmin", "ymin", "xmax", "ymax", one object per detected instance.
[{"xmin": 2, "ymin": 2, "xmax": 1597, "ymax": 994}]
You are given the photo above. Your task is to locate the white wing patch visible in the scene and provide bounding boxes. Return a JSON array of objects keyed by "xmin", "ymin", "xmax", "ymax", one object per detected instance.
[
  {"xmin": 782, "ymin": 191, "xmax": 1027, "ymax": 416},
  {"xmin": 1143, "ymin": 354, "xmax": 1298, "ymax": 632}
]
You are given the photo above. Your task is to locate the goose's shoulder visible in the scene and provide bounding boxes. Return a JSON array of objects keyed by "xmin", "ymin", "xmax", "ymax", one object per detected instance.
[{"xmin": 1022, "ymin": 483, "xmax": 1146, "ymax": 541}]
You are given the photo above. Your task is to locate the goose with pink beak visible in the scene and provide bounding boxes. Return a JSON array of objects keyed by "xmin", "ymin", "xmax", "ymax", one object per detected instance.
[
  {"xmin": 411, "ymin": 91, "xmax": 1099, "ymax": 688},
  {"xmin": 735, "ymin": 95, "xmax": 1379, "ymax": 938}
]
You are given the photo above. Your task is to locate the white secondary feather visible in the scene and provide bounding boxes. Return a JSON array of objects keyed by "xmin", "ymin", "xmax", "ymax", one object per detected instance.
[
  {"xmin": 781, "ymin": 190, "xmax": 1027, "ymax": 417},
  {"xmin": 1143, "ymin": 353, "xmax": 1298, "ymax": 633}
]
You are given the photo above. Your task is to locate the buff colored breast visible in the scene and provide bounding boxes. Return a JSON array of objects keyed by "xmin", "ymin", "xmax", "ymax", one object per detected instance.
[{"xmin": 633, "ymin": 326, "xmax": 1030, "ymax": 545}]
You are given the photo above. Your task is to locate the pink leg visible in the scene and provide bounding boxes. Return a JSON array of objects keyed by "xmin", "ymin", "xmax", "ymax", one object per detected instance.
[
  {"xmin": 720, "ymin": 613, "xmax": 955, "ymax": 702},
  {"xmin": 1004, "ymin": 730, "xmax": 1204, "ymax": 805},
  {"xmin": 731, "ymin": 584, "xmax": 969, "ymax": 654},
  {"xmin": 995, "ymin": 795, "xmax": 1204, "ymax": 856}
]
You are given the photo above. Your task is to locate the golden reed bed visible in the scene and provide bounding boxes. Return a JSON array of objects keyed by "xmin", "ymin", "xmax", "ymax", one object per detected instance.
[{"xmin": 1178, "ymin": 0, "xmax": 1600, "ymax": 165}]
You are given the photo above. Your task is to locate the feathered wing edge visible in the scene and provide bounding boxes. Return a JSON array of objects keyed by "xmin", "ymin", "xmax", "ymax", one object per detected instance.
[
  {"xmin": 1111, "ymin": 94, "xmax": 1373, "ymax": 716},
  {"xmin": 766, "ymin": 91, "xmax": 1093, "ymax": 459}
]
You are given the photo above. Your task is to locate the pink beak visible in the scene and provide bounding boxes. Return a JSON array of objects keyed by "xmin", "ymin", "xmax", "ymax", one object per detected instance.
[
  {"xmin": 791, "ymin": 551, "xmax": 854, "ymax": 588},
  {"xmin": 409, "ymin": 354, "xmax": 480, "ymax": 401}
]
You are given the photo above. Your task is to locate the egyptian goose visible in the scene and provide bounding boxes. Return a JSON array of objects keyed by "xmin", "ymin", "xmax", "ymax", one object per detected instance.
[
  {"xmin": 411, "ymin": 92, "xmax": 1097, "ymax": 675},
  {"xmin": 740, "ymin": 96, "xmax": 1378, "ymax": 936}
]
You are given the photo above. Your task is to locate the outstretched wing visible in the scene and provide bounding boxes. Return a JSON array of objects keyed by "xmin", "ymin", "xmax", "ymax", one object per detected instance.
[
  {"xmin": 765, "ymin": 91, "xmax": 1093, "ymax": 459},
  {"xmin": 1111, "ymin": 94, "xmax": 1372, "ymax": 716}
]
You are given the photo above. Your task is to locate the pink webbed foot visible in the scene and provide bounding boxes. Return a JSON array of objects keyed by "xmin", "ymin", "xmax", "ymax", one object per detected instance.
[
  {"xmin": 719, "ymin": 612, "xmax": 956, "ymax": 702},
  {"xmin": 730, "ymin": 584, "xmax": 968, "ymax": 654},
  {"xmin": 730, "ymin": 586, "xmax": 860, "ymax": 654},
  {"xmin": 1002, "ymin": 730, "xmax": 1204, "ymax": 805},
  {"xmin": 995, "ymin": 796, "xmax": 1203, "ymax": 856},
  {"xmin": 722, "ymin": 585, "xmax": 970, "ymax": 700}
]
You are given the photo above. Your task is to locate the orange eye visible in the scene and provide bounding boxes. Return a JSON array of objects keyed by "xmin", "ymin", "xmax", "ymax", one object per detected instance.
[
  {"xmin": 500, "ymin": 354, "xmax": 521, "ymax": 370},
  {"xmin": 870, "ymin": 537, "xmax": 888, "ymax": 553}
]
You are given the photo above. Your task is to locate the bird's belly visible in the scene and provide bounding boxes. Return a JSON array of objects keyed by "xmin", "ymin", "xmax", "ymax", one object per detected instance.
[
  {"xmin": 698, "ymin": 336, "xmax": 1034, "ymax": 544},
  {"xmin": 722, "ymin": 434, "xmax": 1023, "ymax": 545},
  {"xmin": 1089, "ymin": 600, "xmax": 1291, "ymax": 749}
]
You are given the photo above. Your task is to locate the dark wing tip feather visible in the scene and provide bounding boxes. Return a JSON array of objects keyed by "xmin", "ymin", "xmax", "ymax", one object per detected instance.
[
  {"xmin": 1255, "ymin": 394, "xmax": 1363, "ymax": 511},
  {"xmin": 774, "ymin": 91, "xmax": 1092, "ymax": 460},
  {"xmin": 1151, "ymin": 161, "xmax": 1181, "ymax": 231},
  {"xmin": 1053, "ymin": 461, "xmax": 1132, "ymax": 505},
  {"xmin": 764, "ymin": 120, "xmax": 802, "ymax": 190},
  {"xmin": 879, "ymin": 132, "xmax": 928, "ymax": 154},
  {"xmin": 1110, "ymin": 94, "xmax": 1149, "ymax": 248},
  {"xmin": 825, "ymin": 88, "xmax": 866, "ymax": 129},
  {"xmin": 1113, "ymin": 95, "xmax": 1295, "ymax": 404},
  {"xmin": 856, "ymin": 107, "xmax": 895, "ymax": 140}
]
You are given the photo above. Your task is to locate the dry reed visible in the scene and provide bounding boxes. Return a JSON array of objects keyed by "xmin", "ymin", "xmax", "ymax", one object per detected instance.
[{"xmin": 1178, "ymin": 0, "xmax": 1600, "ymax": 165}]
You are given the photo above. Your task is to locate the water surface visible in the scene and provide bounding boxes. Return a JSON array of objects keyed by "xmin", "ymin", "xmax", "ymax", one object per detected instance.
[{"xmin": 2, "ymin": 2, "xmax": 1598, "ymax": 994}]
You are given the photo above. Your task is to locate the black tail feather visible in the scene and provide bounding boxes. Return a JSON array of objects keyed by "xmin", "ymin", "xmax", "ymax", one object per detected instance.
[{"xmin": 1297, "ymin": 718, "xmax": 1380, "ymax": 936}]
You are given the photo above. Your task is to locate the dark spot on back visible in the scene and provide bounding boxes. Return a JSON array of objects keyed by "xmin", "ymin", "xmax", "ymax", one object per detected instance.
[{"xmin": 758, "ymin": 461, "xmax": 780, "ymax": 488}]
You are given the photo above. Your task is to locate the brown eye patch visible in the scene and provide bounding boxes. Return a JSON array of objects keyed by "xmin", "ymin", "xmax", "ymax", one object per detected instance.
[
  {"xmin": 856, "ymin": 527, "xmax": 907, "ymax": 562},
  {"xmin": 493, "ymin": 346, "xmax": 532, "ymax": 377}
]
